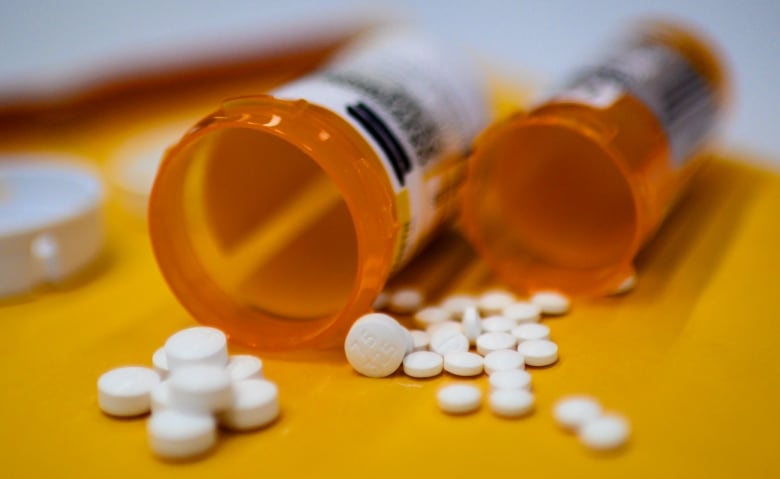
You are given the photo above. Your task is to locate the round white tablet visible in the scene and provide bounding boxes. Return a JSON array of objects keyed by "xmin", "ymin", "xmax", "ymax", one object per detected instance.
[
  {"xmin": 403, "ymin": 351, "xmax": 443, "ymax": 378},
  {"xmin": 168, "ymin": 365, "xmax": 233, "ymax": 413},
  {"xmin": 484, "ymin": 349, "xmax": 525, "ymax": 375},
  {"xmin": 530, "ymin": 291, "xmax": 571, "ymax": 315},
  {"xmin": 164, "ymin": 327, "xmax": 228, "ymax": 371},
  {"xmin": 372, "ymin": 291, "xmax": 390, "ymax": 309},
  {"xmin": 443, "ymin": 351, "xmax": 484, "ymax": 377},
  {"xmin": 437, "ymin": 384, "xmax": 482, "ymax": 414},
  {"xmin": 578, "ymin": 414, "xmax": 630, "ymax": 451},
  {"xmin": 98, "ymin": 366, "xmax": 161, "ymax": 417},
  {"xmin": 461, "ymin": 306, "xmax": 482, "ymax": 344},
  {"xmin": 413, "ymin": 306, "xmax": 450, "ymax": 328},
  {"xmin": 511, "ymin": 323, "xmax": 551, "ymax": 342},
  {"xmin": 478, "ymin": 290, "xmax": 516, "ymax": 315},
  {"xmin": 147, "ymin": 409, "xmax": 216, "ymax": 459},
  {"xmin": 409, "ymin": 330, "xmax": 430, "ymax": 352},
  {"xmin": 502, "ymin": 301, "xmax": 542, "ymax": 323},
  {"xmin": 489, "ymin": 389, "xmax": 535, "ymax": 418},
  {"xmin": 226, "ymin": 355, "xmax": 264, "ymax": 382},
  {"xmin": 152, "ymin": 347, "xmax": 169, "ymax": 378},
  {"xmin": 488, "ymin": 369, "xmax": 532, "ymax": 391},
  {"xmin": 426, "ymin": 320, "xmax": 463, "ymax": 336},
  {"xmin": 517, "ymin": 339, "xmax": 559, "ymax": 366},
  {"xmin": 429, "ymin": 330, "xmax": 470, "ymax": 356},
  {"xmin": 553, "ymin": 395, "xmax": 603, "ymax": 431},
  {"xmin": 150, "ymin": 380, "xmax": 172, "ymax": 411},
  {"xmin": 481, "ymin": 315, "xmax": 516, "ymax": 333},
  {"xmin": 476, "ymin": 332, "xmax": 518, "ymax": 356},
  {"xmin": 344, "ymin": 313, "xmax": 407, "ymax": 378},
  {"xmin": 388, "ymin": 288, "xmax": 424, "ymax": 313},
  {"xmin": 611, "ymin": 274, "xmax": 637, "ymax": 295},
  {"xmin": 440, "ymin": 294, "xmax": 478, "ymax": 319},
  {"xmin": 218, "ymin": 379, "xmax": 280, "ymax": 431}
]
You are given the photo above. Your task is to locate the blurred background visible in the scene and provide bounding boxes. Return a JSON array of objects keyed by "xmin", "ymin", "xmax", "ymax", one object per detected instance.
[{"xmin": 1, "ymin": 0, "xmax": 778, "ymax": 160}]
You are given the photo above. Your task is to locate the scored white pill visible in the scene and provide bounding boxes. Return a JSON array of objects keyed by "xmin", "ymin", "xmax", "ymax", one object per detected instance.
[
  {"xmin": 226, "ymin": 355, "xmax": 264, "ymax": 382},
  {"xmin": 388, "ymin": 288, "xmax": 424, "ymax": 313},
  {"xmin": 489, "ymin": 389, "xmax": 535, "ymax": 418},
  {"xmin": 218, "ymin": 379, "xmax": 280, "ymax": 431},
  {"xmin": 150, "ymin": 380, "xmax": 172, "ymax": 411},
  {"xmin": 553, "ymin": 395, "xmax": 603, "ymax": 431},
  {"xmin": 476, "ymin": 332, "xmax": 518, "ymax": 356},
  {"xmin": 478, "ymin": 290, "xmax": 516, "ymax": 315},
  {"xmin": 489, "ymin": 369, "xmax": 532, "ymax": 391},
  {"xmin": 481, "ymin": 315, "xmax": 516, "ymax": 333},
  {"xmin": 98, "ymin": 366, "xmax": 161, "ymax": 417},
  {"xmin": 403, "ymin": 351, "xmax": 444, "ymax": 378},
  {"xmin": 511, "ymin": 323, "xmax": 551, "ymax": 342},
  {"xmin": 437, "ymin": 384, "xmax": 482, "ymax": 414},
  {"xmin": 461, "ymin": 306, "xmax": 482, "ymax": 344},
  {"xmin": 168, "ymin": 365, "xmax": 233, "ymax": 413},
  {"xmin": 443, "ymin": 351, "xmax": 484, "ymax": 377},
  {"xmin": 440, "ymin": 294, "xmax": 478, "ymax": 319},
  {"xmin": 430, "ymin": 330, "xmax": 470, "ymax": 355},
  {"xmin": 152, "ymin": 347, "xmax": 169, "ymax": 378},
  {"xmin": 484, "ymin": 349, "xmax": 525, "ymax": 375},
  {"xmin": 344, "ymin": 313, "xmax": 407, "ymax": 378},
  {"xmin": 164, "ymin": 326, "xmax": 228, "ymax": 371},
  {"xmin": 517, "ymin": 339, "xmax": 559, "ymax": 366},
  {"xmin": 502, "ymin": 301, "xmax": 542, "ymax": 323},
  {"xmin": 578, "ymin": 414, "xmax": 630, "ymax": 451},
  {"xmin": 147, "ymin": 409, "xmax": 217, "ymax": 459},
  {"xmin": 409, "ymin": 330, "xmax": 431, "ymax": 352},
  {"xmin": 413, "ymin": 306, "xmax": 451, "ymax": 328},
  {"xmin": 531, "ymin": 291, "xmax": 571, "ymax": 315}
]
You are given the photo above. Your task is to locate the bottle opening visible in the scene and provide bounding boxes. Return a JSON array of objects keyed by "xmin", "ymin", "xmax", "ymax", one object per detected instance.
[{"xmin": 177, "ymin": 127, "xmax": 359, "ymax": 320}]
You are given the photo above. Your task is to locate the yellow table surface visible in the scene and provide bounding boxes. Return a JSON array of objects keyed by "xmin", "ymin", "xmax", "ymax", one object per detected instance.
[{"xmin": 2, "ymin": 80, "xmax": 780, "ymax": 478}]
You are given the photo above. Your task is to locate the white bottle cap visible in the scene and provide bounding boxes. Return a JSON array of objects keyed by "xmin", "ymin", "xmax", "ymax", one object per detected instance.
[{"xmin": 0, "ymin": 155, "xmax": 104, "ymax": 297}]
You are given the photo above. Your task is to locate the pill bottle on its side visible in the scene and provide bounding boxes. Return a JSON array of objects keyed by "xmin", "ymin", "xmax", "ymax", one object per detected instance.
[
  {"xmin": 461, "ymin": 20, "xmax": 729, "ymax": 297},
  {"xmin": 149, "ymin": 29, "xmax": 491, "ymax": 350}
]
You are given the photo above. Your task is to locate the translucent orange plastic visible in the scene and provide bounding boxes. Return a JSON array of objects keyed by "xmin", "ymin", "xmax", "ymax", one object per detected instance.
[
  {"xmin": 149, "ymin": 96, "xmax": 399, "ymax": 350},
  {"xmin": 461, "ymin": 21, "xmax": 729, "ymax": 297}
]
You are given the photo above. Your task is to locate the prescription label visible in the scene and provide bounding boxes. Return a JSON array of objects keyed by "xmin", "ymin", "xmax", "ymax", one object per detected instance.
[
  {"xmin": 554, "ymin": 42, "xmax": 718, "ymax": 166},
  {"xmin": 273, "ymin": 29, "xmax": 490, "ymax": 271}
]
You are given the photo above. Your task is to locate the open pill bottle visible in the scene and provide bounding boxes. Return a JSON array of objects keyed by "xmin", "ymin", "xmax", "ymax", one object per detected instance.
[
  {"xmin": 461, "ymin": 20, "xmax": 729, "ymax": 297},
  {"xmin": 149, "ymin": 29, "xmax": 490, "ymax": 350}
]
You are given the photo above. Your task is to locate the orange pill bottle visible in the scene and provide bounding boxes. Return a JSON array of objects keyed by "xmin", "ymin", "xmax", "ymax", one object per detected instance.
[
  {"xmin": 149, "ymin": 29, "xmax": 490, "ymax": 350},
  {"xmin": 462, "ymin": 20, "xmax": 728, "ymax": 296}
]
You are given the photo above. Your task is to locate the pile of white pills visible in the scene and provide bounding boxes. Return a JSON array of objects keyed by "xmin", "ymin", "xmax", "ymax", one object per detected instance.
[{"xmin": 98, "ymin": 326, "xmax": 279, "ymax": 460}]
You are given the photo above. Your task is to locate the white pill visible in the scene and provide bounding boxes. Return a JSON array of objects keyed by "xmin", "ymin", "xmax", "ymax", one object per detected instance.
[
  {"xmin": 430, "ymin": 330, "xmax": 470, "ymax": 356},
  {"xmin": 437, "ymin": 384, "xmax": 482, "ymax": 414},
  {"xmin": 226, "ymin": 355, "xmax": 263, "ymax": 382},
  {"xmin": 440, "ymin": 294, "xmax": 478, "ymax": 319},
  {"xmin": 481, "ymin": 315, "xmax": 516, "ymax": 333},
  {"xmin": 388, "ymin": 288, "xmax": 424, "ymax": 313},
  {"xmin": 147, "ymin": 409, "xmax": 217, "ymax": 459},
  {"xmin": 502, "ymin": 301, "xmax": 542, "ymax": 323},
  {"xmin": 511, "ymin": 323, "xmax": 551, "ymax": 342},
  {"xmin": 372, "ymin": 290, "xmax": 389, "ymax": 309},
  {"xmin": 478, "ymin": 290, "xmax": 515, "ymax": 314},
  {"xmin": 150, "ymin": 380, "xmax": 173, "ymax": 411},
  {"xmin": 490, "ymin": 389, "xmax": 535, "ymax": 418},
  {"xmin": 579, "ymin": 414, "xmax": 630, "ymax": 451},
  {"xmin": 401, "ymin": 327, "xmax": 415, "ymax": 355},
  {"xmin": 98, "ymin": 366, "xmax": 161, "ymax": 417},
  {"xmin": 517, "ymin": 339, "xmax": 559, "ymax": 366},
  {"xmin": 489, "ymin": 369, "xmax": 532, "ymax": 391},
  {"xmin": 413, "ymin": 306, "xmax": 451, "ymax": 328},
  {"xmin": 344, "ymin": 313, "xmax": 407, "ymax": 378},
  {"xmin": 410, "ymin": 330, "xmax": 430, "ymax": 352},
  {"xmin": 218, "ymin": 379, "xmax": 280, "ymax": 431},
  {"xmin": 164, "ymin": 326, "xmax": 228, "ymax": 371},
  {"xmin": 484, "ymin": 349, "xmax": 525, "ymax": 375},
  {"xmin": 553, "ymin": 395, "xmax": 603, "ymax": 431},
  {"xmin": 168, "ymin": 365, "xmax": 233, "ymax": 413},
  {"xmin": 443, "ymin": 351, "xmax": 484, "ymax": 377},
  {"xmin": 611, "ymin": 274, "xmax": 637, "ymax": 295},
  {"xmin": 476, "ymin": 332, "xmax": 517, "ymax": 356},
  {"xmin": 152, "ymin": 347, "xmax": 169, "ymax": 378},
  {"xmin": 426, "ymin": 320, "xmax": 463, "ymax": 336},
  {"xmin": 531, "ymin": 291, "xmax": 571, "ymax": 315},
  {"xmin": 403, "ymin": 351, "xmax": 444, "ymax": 378},
  {"xmin": 461, "ymin": 306, "xmax": 482, "ymax": 344}
]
